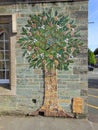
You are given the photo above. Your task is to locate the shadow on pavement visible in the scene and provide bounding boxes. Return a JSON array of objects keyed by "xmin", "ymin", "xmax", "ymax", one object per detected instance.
[
  {"xmin": 88, "ymin": 79, "xmax": 98, "ymax": 89},
  {"xmin": 88, "ymin": 113, "xmax": 98, "ymax": 123}
]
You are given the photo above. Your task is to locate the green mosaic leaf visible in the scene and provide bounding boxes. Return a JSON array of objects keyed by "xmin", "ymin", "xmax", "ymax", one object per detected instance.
[{"xmin": 18, "ymin": 9, "xmax": 83, "ymax": 70}]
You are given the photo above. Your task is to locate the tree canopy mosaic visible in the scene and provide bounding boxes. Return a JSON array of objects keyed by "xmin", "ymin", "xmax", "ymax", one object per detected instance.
[{"xmin": 19, "ymin": 9, "xmax": 82, "ymax": 70}]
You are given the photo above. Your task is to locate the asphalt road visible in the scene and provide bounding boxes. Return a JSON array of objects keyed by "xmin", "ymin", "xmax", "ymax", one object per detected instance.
[{"xmin": 88, "ymin": 68, "xmax": 98, "ymax": 123}]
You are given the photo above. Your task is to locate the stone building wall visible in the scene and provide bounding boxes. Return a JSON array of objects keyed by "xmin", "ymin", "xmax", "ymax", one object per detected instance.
[{"xmin": 0, "ymin": 0, "xmax": 88, "ymax": 118}]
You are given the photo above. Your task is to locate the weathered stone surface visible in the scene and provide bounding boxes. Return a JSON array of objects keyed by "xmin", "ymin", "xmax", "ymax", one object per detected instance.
[{"xmin": 0, "ymin": 1, "xmax": 88, "ymax": 118}]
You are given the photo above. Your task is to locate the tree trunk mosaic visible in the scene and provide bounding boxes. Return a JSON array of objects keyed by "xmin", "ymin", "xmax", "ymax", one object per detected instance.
[{"xmin": 39, "ymin": 68, "xmax": 73, "ymax": 117}]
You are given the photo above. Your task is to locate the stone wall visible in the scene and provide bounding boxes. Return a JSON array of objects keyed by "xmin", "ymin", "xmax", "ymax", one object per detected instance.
[{"xmin": 0, "ymin": 1, "xmax": 88, "ymax": 118}]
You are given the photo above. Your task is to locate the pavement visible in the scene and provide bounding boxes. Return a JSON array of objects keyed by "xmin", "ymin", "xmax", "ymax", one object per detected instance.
[{"xmin": 0, "ymin": 116, "xmax": 98, "ymax": 130}]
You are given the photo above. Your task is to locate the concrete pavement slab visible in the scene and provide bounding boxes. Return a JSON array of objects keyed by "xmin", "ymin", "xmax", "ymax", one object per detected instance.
[{"xmin": 0, "ymin": 116, "xmax": 98, "ymax": 130}]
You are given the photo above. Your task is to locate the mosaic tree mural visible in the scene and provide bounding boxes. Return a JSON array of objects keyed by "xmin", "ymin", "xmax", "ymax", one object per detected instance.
[{"xmin": 18, "ymin": 9, "xmax": 83, "ymax": 117}]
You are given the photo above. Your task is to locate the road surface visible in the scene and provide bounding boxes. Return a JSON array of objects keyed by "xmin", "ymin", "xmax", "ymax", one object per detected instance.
[{"xmin": 88, "ymin": 68, "xmax": 98, "ymax": 123}]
